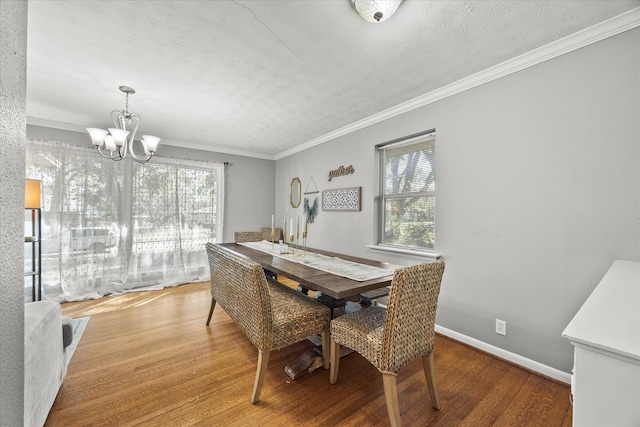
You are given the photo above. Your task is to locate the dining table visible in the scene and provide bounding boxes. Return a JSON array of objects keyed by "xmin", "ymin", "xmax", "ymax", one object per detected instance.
[{"xmin": 218, "ymin": 241, "xmax": 401, "ymax": 314}]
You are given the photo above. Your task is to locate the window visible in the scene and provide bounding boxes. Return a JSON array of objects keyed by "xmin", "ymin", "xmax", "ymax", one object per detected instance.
[
  {"xmin": 376, "ymin": 131, "xmax": 436, "ymax": 252},
  {"xmin": 25, "ymin": 139, "xmax": 224, "ymax": 301}
]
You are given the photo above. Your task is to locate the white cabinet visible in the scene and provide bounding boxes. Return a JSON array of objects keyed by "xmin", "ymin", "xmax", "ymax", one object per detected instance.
[{"xmin": 562, "ymin": 260, "xmax": 640, "ymax": 426}]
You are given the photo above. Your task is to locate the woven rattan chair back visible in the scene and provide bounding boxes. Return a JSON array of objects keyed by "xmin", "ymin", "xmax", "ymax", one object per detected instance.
[
  {"xmin": 329, "ymin": 260, "xmax": 445, "ymax": 427},
  {"xmin": 233, "ymin": 231, "xmax": 263, "ymax": 243},
  {"xmin": 206, "ymin": 243, "xmax": 273, "ymax": 350},
  {"xmin": 382, "ymin": 260, "xmax": 445, "ymax": 373},
  {"xmin": 261, "ymin": 227, "xmax": 282, "ymax": 242},
  {"xmin": 205, "ymin": 242, "xmax": 331, "ymax": 404}
]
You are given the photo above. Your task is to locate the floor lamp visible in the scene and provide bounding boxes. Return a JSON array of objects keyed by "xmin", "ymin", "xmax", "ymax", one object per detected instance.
[{"xmin": 25, "ymin": 179, "xmax": 42, "ymax": 301}]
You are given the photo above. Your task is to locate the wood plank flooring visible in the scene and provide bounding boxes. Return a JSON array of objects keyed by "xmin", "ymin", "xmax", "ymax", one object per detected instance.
[{"xmin": 47, "ymin": 281, "xmax": 573, "ymax": 426}]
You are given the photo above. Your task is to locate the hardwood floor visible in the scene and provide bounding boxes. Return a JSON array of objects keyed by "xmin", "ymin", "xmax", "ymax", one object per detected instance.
[{"xmin": 48, "ymin": 281, "xmax": 573, "ymax": 426}]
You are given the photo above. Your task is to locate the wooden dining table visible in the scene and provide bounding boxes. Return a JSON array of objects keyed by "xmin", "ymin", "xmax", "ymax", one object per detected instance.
[{"xmin": 218, "ymin": 242, "xmax": 401, "ymax": 314}]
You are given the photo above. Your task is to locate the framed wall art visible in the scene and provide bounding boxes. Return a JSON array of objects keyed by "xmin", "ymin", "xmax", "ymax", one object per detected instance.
[{"xmin": 322, "ymin": 186, "xmax": 361, "ymax": 211}]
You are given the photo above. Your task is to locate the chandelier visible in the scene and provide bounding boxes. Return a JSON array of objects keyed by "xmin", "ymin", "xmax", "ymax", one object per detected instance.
[
  {"xmin": 351, "ymin": 0, "xmax": 403, "ymax": 23},
  {"xmin": 86, "ymin": 86, "xmax": 160, "ymax": 163}
]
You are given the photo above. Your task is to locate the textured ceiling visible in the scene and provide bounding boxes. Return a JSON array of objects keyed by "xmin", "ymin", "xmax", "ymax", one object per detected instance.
[{"xmin": 26, "ymin": 0, "xmax": 639, "ymax": 159}]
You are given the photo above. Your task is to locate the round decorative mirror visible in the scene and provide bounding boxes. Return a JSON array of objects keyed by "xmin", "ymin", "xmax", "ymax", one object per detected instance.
[{"xmin": 289, "ymin": 177, "xmax": 301, "ymax": 208}]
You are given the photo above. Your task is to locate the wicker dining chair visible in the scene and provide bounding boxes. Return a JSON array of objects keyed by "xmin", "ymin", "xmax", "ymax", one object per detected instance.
[
  {"xmin": 233, "ymin": 230, "xmax": 278, "ymax": 279},
  {"xmin": 329, "ymin": 260, "xmax": 446, "ymax": 427},
  {"xmin": 233, "ymin": 231, "xmax": 263, "ymax": 243},
  {"xmin": 205, "ymin": 243, "xmax": 331, "ymax": 404},
  {"xmin": 261, "ymin": 227, "xmax": 282, "ymax": 242}
]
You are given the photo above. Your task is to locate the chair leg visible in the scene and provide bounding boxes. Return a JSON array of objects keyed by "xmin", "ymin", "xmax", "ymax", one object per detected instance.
[
  {"xmin": 382, "ymin": 373, "xmax": 401, "ymax": 427},
  {"xmin": 329, "ymin": 339, "xmax": 340, "ymax": 384},
  {"xmin": 251, "ymin": 350, "xmax": 270, "ymax": 404},
  {"xmin": 422, "ymin": 353, "xmax": 441, "ymax": 409},
  {"xmin": 321, "ymin": 331, "xmax": 330, "ymax": 369},
  {"xmin": 206, "ymin": 298, "xmax": 216, "ymax": 326}
]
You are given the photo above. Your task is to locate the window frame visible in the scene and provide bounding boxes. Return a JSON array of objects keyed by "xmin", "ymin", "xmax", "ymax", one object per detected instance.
[{"xmin": 374, "ymin": 130, "xmax": 438, "ymax": 257}]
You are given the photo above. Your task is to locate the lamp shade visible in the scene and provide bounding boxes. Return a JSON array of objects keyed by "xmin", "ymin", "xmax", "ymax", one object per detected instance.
[
  {"xmin": 142, "ymin": 135, "xmax": 161, "ymax": 153},
  {"xmin": 108, "ymin": 128, "xmax": 129, "ymax": 147},
  {"xmin": 25, "ymin": 179, "xmax": 41, "ymax": 209},
  {"xmin": 87, "ymin": 128, "xmax": 109, "ymax": 146},
  {"xmin": 104, "ymin": 135, "xmax": 117, "ymax": 152}
]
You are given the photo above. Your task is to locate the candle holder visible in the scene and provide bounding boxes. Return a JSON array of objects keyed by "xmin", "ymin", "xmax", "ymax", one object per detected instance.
[
  {"xmin": 302, "ymin": 231, "xmax": 307, "ymax": 257},
  {"xmin": 290, "ymin": 234, "xmax": 295, "ymax": 256},
  {"xmin": 280, "ymin": 231, "xmax": 287, "ymax": 254}
]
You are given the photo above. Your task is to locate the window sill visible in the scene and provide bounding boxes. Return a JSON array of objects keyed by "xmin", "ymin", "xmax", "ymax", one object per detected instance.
[{"xmin": 366, "ymin": 244, "xmax": 441, "ymax": 260}]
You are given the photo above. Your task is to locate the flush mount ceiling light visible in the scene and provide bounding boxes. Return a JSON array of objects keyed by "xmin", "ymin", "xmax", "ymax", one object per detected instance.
[
  {"xmin": 86, "ymin": 85, "xmax": 160, "ymax": 163},
  {"xmin": 351, "ymin": 0, "xmax": 403, "ymax": 23}
]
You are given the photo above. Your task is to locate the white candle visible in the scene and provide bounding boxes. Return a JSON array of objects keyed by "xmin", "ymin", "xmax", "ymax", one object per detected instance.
[
  {"xmin": 297, "ymin": 216, "xmax": 299, "ymax": 237},
  {"xmin": 290, "ymin": 218, "xmax": 294, "ymax": 238}
]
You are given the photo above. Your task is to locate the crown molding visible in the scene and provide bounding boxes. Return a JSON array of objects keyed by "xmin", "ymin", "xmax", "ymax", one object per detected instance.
[
  {"xmin": 160, "ymin": 138, "xmax": 275, "ymax": 160},
  {"xmin": 27, "ymin": 117, "xmax": 86, "ymax": 133},
  {"xmin": 275, "ymin": 7, "xmax": 640, "ymax": 161}
]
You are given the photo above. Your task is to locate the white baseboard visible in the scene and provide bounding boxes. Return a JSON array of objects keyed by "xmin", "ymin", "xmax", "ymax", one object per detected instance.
[{"xmin": 435, "ymin": 324, "xmax": 572, "ymax": 384}]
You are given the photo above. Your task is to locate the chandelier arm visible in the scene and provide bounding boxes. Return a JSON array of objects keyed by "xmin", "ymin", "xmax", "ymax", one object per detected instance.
[
  {"xmin": 96, "ymin": 146, "xmax": 112, "ymax": 159},
  {"xmin": 109, "ymin": 110, "xmax": 130, "ymax": 159},
  {"xmin": 110, "ymin": 110, "xmax": 124, "ymax": 129},
  {"xmin": 130, "ymin": 152, "xmax": 154, "ymax": 164},
  {"xmin": 126, "ymin": 112, "xmax": 140, "ymax": 145},
  {"xmin": 126, "ymin": 113, "xmax": 152, "ymax": 163},
  {"xmin": 116, "ymin": 146, "xmax": 126, "ymax": 161},
  {"xmin": 96, "ymin": 146, "xmax": 123, "ymax": 161}
]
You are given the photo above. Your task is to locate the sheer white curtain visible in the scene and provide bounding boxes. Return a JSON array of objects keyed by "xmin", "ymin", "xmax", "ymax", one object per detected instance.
[{"xmin": 25, "ymin": 139, "xmax": 224, "ymax": 302}]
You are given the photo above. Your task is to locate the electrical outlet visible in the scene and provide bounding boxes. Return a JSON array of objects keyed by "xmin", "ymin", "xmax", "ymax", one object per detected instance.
[{"xmin": 496, "ymin": 319, "xmax": 507, "ymax": 336}]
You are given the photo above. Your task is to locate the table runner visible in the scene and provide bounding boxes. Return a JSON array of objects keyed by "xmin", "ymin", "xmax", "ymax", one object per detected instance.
[{"xmin": 239, "ymin": 240, "xmax": 395, "ymax": 282}]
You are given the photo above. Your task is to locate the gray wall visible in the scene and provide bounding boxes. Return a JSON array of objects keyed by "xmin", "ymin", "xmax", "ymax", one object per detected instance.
[
  {"xmin": 27, "ymin": 126, "xmax": 277, "ymax": 244},
  {"xmin": 0, "ymin": 0, "xmax": 27, "ymax": 424},
  {"xmin": 276, "ymin": 28, "xmax": 640, "ymax": 373}
]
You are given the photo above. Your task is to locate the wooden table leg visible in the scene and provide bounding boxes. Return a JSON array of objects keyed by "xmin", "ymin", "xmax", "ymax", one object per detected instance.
[
  {"xmin": 317, "ymin": 293, "xmax": 349, "ymax": 318},
  {"xmin": 284, "ymin": 292, "xmax": 357, "ymax": 380}
]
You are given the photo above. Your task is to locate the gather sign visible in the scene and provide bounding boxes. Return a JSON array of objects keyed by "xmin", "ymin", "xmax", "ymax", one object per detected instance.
[{"xmin": 328, "ymin": 165, "xmax": 355, "ymax": 182}]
